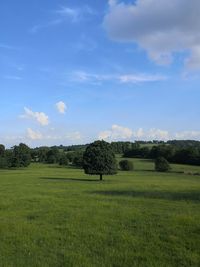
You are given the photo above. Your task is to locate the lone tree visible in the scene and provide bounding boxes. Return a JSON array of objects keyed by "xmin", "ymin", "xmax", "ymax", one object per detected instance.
[
  {"xmin": 155, "ymin": 157, "xmax": 170, "ymax": 172},
  {"xmin": 83, "ymin": 140, "xmax": 117, "ymax": 181}
]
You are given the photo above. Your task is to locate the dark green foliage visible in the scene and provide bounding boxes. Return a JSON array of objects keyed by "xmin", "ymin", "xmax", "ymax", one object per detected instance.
[
  {"xmin": 110, "ymin": 141, "xmax": 134, "ymax": 154},
  {"xmin": 119, "ymin": 160, "xmax": 134, "ymax": 171},
  {"xmin": 72, "ymin": 151, "xmax": 84, "ymax": 168},
  {"xmin": 46, "ymin": 148, "xmax": 60, "ymax": 164},
  {"xmin": 30, "ymin": 150, "xmax": 39, "ymax": 162},
  {"xmin": 37, "ymin": 147, "xmax": 49, "ymax": 162},
  {"xmin": 66, "ymin": 152, "xmax": 75, "ymax": 163},
  {"xmin": 0, "ymin": 144, "xmax": 5, "ymax": 156},
  {"xmin": 64, "ymin": 144, "xmax": 88, "ymax": 152},
  {"xmin": 155, "ymin": 157, "xmax": 170, "ymax": 172},
  {"xmin": 11, "ymin": 143, "xmax": 31, "ymax": 167},
  {"xmin": 0, "ymin": 144, "xmax": 7, "ymax": 169},
  {"xmin": 167, "ymin": 139, "xmax": 200, "ymax": 147},
  {"xmin": 83, "ymin": 140, "xmax": 117, "ymax": 180},
  {"xmin": 124, "ymin": 143, "xmax": 200, "ymax": 166},
  {"xmin": 59, "ymin": 154, "xmax": 69, "ymax": 166},
  {"xmin": 0, "ymin": 156, "xmax": 8, "ymax": 168}
]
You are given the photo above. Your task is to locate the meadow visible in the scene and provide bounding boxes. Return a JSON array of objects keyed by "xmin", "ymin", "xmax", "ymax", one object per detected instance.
[{"xmin": 0, "ymin": 158, "xmax": 200, "ymax": 267}]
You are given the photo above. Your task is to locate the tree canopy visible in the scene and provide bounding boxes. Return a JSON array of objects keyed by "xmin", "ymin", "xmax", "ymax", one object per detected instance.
[{"xmin": 83, "ymin": 140, "xmax": 117, "ymax": 180}]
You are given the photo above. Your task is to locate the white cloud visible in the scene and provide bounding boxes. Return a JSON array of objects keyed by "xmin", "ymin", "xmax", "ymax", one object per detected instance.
[
  {"xmin": 133, "ymin": 128, "xmax": 144, "ymax": 139},
  {"xmin": 30, "ymin": 19, "xmax": 62, "ymax": 34},
  {"xmin": 21, "ymin": 107, "xmax": 49, "ymax": 126},
  {"xmin": 71, "ymin": 71, "xmax": 110, "ymax": 83},
  {"xmin": 147, "ymin": 128, "xmax": 169, "ymax": 140},
  {"xmin": 104, "ymin": 0, "xmax": 200, "ymax": 68},
  {"xmin": 31, "ymin": 5, "xmax": 96, "ymax": 33},
  {"xmin": 108, "ymin": 0, "xmax": 117, "ymax": 7},
  {"xmin": 99, "ymin": 124, "xmax": 133, "ymax": 141},
  {"xmin": 175, "ymin": 131, "xmax": 200, "ymax": 139},
  {"xmin": 70, "ymin": 70, "xmax": 166, "ymax": 84},
  {"xmin": 27, "ymin": 128, "xmax": 81, "ymax": 142},
  {"xmin": 98, "ymin": 130, "xmax": 112, "ymax": 140},
  {"xmin": 119, "ymin": 74, "xmax": 166, "ymax": 83},
  {"xmin": 56, "ymin": 101, "xmax": 67, "ymax": 114},
  {"xmin": 56, "ymin": 5, "xmax": 96, "ymax": 21},
  {"xmin": 99, "ymin": 126, "xmax": 170, "ymax": 141},
  {"xmin": 27, "ymin": 128, "xmax": 43, "ymax": 140},
  {"xmin": 56, "ymin": 7, "xmax": 79, "ymax": 22}
]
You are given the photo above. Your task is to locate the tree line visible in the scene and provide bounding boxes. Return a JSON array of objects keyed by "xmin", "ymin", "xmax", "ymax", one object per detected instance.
[
  {"xmin": 0, "ymin": 143, "xmax": 31, "ymax": 168},
  {"xmin": 0, "ymin": 144, "xmax": 85, "ymax": 169},
  {"xmin": 0, "ymin": 140, "xmax": 200, "ymax": 170},
  {"xmin": 124, "ymin": 144, "xmax": 200, "ymax": 166}
]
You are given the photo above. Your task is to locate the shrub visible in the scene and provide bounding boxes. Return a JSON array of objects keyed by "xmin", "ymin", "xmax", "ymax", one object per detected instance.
[
  {"xmin": 155, "ymin": 157, "xmax": 170, "ymax": 172},
  {"xmin": 119, "ymin": 160, "xmax": 134, "ymax": 171}
]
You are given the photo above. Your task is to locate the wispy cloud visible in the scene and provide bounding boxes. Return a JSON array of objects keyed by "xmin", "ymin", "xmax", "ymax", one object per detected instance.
[
  {"xmin": 56, "ymin": 5, "xmax": 96, "ymax": 20},
  {"xmin": 69, "ymin": 70, "xmax": 167, "ymax": 84},
  {"xmin": 27, "ymin": 128, "xmax": 43, "ymax": 140},
  {"xmin": 30, "ymin": 19, "xmax": 63, "ymax": 33},
  {"xmin": 30, "ymin": 5, "xmax": 96, "ymax": 33},
  {"xmin": 26, "ymin": 129, "xmax": 82, "ymax": 142},
  {"xmin": 119, "ymin": 74, "xmax": 167, "ymax": 83},
  {"xmin": 55, "ymin": 6, "xmax": 79, "ymax": 22},
  {"xmin": 175, "ymin": 130, "xmax": 200, "ymax": 139}
]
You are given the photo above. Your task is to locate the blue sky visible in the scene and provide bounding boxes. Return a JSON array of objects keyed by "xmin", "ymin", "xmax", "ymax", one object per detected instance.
[{"xmin": 1, "ymin": 0, "xmax": 200, "ymax": 147}]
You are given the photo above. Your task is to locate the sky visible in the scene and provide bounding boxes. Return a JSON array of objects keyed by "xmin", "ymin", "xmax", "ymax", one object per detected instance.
[{"xmin": 1, "ymin": 0, "xmax": 200, "ymax": 147}]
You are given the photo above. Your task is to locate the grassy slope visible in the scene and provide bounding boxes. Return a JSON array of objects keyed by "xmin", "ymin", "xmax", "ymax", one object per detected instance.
[{"xmin": 0, "ymin": 160, "xmax": 199, "ymax": 267}]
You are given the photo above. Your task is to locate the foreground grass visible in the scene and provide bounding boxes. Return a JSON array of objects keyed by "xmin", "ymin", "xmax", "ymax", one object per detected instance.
[{"xmin": 0, "ymin": 161, "xmax": 199, "ymax": 267}]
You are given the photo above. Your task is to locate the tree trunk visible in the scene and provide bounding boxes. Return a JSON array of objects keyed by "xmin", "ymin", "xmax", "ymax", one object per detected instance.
[{"xmin": 100, "ymin": 174, "xmax": 103, "ymax": 181}]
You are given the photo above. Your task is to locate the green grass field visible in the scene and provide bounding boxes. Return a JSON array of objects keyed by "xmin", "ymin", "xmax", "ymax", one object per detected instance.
[{"xmin": 0, "ymin": 159, "xmax": 200, "ymax": 267}]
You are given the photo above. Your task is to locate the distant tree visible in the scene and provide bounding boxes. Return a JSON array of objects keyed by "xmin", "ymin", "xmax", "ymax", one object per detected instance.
[
  {"xmin": 59, "ymin": 154, "xmax": 69, "ymax": 166},
  {"xmin": 0, "ymin": 156, "xmax": 8, "ymax": 169},
  {"xmin": 110, "ymin": 142, "xmax": 134, "ymax": 154},
  {"xmin": 119, "ymin": 160, "xmax": 134, "ymax": 171},
  {"xmin": 30, "ymin": 149, "xmax": 39, "ymax": 162},
  {"xmin": 83, "ymin": 140, "xmax": 117, "ymax": 181},
  {"xmin": 66, "ymin": 152, "xmax": 75, "ymax": 163},
  {"xmin": 155, "ymin": 157, "xmax": 170, "ymax": 172},
  {"xmin": 46, "ymin": 148, "xmax": 59, "ymax": 164},
  {"xmin": 0, "ymin": 144, "xmax": 7, "ymax": 169},
  {"xmin": 0, "ymin": 144, "xmax": 5, "ymax": 157},
  {"xmin": 11, "ymin": 143, "xmax": 31, "ymax": 167},
  {"xmin": 72, "ymin": 151, "xmax": 84, "ymax": 168},
  {"xmin": 37, "ymin": 147, "xmax": 49, "ymax": 162}
]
